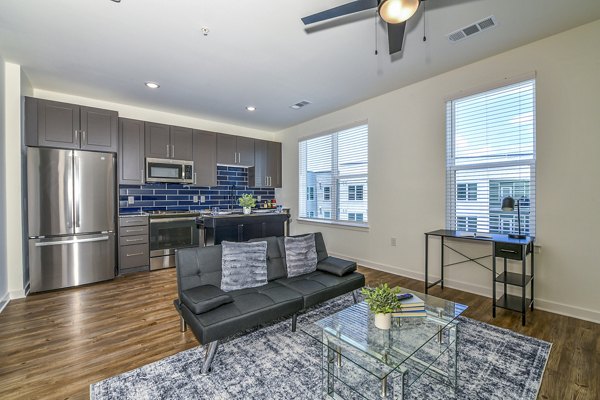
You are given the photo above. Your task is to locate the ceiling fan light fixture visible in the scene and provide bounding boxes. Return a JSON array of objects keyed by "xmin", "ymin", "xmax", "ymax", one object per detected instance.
[{"xmin": 378, "ymin": 0, "xmax": 420, "ymax": 24}]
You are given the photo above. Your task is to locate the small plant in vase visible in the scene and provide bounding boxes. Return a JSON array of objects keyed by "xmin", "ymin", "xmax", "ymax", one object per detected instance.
[
  {"xmin": 238, "ymin": 194, "xmax": 256, "ymax": 214},
  {"xmin": 361, "ymin": 283, "xmax": 401, "ymax": 330}
]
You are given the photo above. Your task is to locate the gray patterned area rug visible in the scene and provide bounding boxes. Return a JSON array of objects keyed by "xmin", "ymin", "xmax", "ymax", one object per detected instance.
[{"xmin": 91, "ymin": 295, "xmax": 551, "ymax": 400}]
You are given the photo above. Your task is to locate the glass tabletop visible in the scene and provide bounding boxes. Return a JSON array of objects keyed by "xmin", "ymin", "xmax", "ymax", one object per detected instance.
[{"xmin": 301, "ymin": 288, "xmax": 468, "ymax": 382}]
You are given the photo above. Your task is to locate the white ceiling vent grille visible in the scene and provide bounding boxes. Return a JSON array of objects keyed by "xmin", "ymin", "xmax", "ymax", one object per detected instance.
[
  {"xmin": 448, "ymin": 16, "xmax": 497, "ymax": 43},
  {"xmin": 290, "ymin": 100, "xmax": 311, "ymax": 110}
]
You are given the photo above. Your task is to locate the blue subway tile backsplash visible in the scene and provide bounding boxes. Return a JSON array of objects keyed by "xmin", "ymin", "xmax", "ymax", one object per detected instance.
[{"xmin": 119, "ymin": 166, "xmax": 275, "ymax": 213}]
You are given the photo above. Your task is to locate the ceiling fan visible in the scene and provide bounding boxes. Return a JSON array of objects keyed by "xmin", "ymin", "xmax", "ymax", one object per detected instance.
[{"xmin": 301, "ymin": 0, "xmax": 424, "ymax": 55}]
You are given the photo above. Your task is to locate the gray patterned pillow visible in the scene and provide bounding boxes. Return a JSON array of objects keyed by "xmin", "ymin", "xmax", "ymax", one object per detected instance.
[
  {"xmin": 284, "ymin": 233, "xmax": 318, "ymax": 278},
  {"xmin": 220, "ymin": 241, "xmax": 268, "ymax": 292}
]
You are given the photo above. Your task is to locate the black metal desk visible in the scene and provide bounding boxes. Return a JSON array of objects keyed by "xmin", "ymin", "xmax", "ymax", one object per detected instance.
[{"xmin": 424, "ymin": 229, "xmax": 535, "ymax": 325}]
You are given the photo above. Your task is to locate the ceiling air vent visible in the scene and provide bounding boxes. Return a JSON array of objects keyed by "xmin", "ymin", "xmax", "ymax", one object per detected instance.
[
  {"xmin": 290, "ymin": 100, "xmax": 311, "ymax": 110},
  {"xmin": 448, "ymin": 15, "xmax": 497, "ymax": 43}
]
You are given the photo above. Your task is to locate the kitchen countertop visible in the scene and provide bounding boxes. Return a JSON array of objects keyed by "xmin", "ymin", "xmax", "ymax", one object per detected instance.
[{"xmin": 198, "ymin": 210, "xmax": 288, "ymax": 219}]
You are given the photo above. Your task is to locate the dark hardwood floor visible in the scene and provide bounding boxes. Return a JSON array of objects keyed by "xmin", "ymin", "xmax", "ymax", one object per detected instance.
[{"xmin": 0, "ymin": 266, "xmax": 598, "ymax": 399}]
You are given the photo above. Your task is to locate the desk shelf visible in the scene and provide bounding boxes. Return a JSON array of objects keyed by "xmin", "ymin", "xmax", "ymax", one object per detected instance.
[
  {"xmin": 496, "ymin": 294, "xmax": 534, "ymax": 313},
  {"xmin": 495, "ymin": 272, "xmax": 532, "ymax": 287}
]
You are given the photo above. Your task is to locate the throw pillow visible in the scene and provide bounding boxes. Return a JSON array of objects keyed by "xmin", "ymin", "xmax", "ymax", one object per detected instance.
[
  {"xmin": 284, "ymin": 233, "xmax": 318, "ymax": 278},
  {"xmin": 220, "ymin": 241, "xmax": 268, "ymax": 292}
]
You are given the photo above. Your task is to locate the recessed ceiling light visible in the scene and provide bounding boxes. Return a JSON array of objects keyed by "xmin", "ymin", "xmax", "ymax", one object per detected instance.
[
  {"xmin": 145, "ymin": 81, "xmax": 160, "ymax": 89},
  {"xmin": 246, "ymin": 106, "xmax": 256, "ymax": 112}
]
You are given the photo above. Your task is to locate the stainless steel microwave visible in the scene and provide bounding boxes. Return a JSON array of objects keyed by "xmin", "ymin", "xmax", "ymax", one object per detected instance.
[{"xmin": 146, "ymin": 158, "xmax": 194, "ymax": 184}]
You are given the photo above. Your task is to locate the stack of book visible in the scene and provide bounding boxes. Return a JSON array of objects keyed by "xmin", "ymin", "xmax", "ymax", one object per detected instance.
[{"xmin": 391, "ymin": 294, "xmax": 426, "ymax": 318}]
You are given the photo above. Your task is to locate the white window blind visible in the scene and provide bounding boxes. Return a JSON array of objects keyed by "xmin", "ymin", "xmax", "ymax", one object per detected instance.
[
  {"xmin": 299, "ymin": 123, "xmax": 368, "ymax": 225},
  {"xmin": 446, "ymin": 79, "xmax": 536, "ymax": 236}
]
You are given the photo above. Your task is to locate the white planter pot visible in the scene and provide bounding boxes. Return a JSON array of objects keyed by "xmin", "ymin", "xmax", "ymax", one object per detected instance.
[
  {"xmin": 374, "ymin": 313, "xmax": 392, "ymax": 330},
  {"xmin": 243, "ymin": 207, "xmax": 252, "ymax": 214}
]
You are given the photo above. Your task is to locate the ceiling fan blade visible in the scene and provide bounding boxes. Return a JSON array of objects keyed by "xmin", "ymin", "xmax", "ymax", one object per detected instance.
[
  {"xmin": 387, "ymin": 21, "xmax": 407, "ymax": 55},
  {"xmin": 301, "ymin": 0, "xmax": 378, "ymax": 25}
]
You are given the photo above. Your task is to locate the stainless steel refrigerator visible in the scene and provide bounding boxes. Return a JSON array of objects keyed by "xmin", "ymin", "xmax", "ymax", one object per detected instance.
[{"xmin": 27, "ymin": 147, "xmax": 116, "ymax": 293}]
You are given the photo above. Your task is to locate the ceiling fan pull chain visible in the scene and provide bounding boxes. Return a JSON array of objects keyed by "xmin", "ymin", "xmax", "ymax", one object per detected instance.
[
  {"xmin": 375, "ymin": 15, "xmax": 379, "ymax": 55},
  {"xmin": 423, "ymin": 1, "xmax": 427, "ymax": 42}
]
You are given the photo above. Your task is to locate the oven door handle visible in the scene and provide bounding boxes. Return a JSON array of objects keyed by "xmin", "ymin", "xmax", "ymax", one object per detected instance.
[{"xmin": 150, "ymin": 217, "xmax": 198, "ymax": 223}]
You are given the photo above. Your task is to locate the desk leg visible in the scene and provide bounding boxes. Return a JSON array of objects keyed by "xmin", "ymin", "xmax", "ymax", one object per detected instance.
[
  {"xmin": 492, "ymin": 243, "xmax": 496, "ymax": 318},
  {"xmin": 522, "ymin": 251, "xmax": 527, "ymax": 326},
  {"xmin": 440, "ymin": 236, "xmax": 445, "ymax": 290},
  {"xmin": 531, "ymin": 244, "xmax": 535, "ymax": 311},
  {"xmin": 425, "ymin": 234, "xmax": 429, "ymax": 294}
]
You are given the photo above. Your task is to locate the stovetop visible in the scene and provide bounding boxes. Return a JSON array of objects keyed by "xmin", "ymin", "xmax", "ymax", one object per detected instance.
[{"xmin": 147, "ymin": 210, "xmax": 200, "ymax": 218}]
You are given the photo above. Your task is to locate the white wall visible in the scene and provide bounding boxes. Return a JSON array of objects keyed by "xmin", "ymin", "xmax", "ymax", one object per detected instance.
[
  {"xmin": 0, "ymin": 57, "xmax": 8, "ymax": 312},
  {"xmin": 33, "ymin": 89, "xmax": 275, "ymax": 141},
  {"xmin": 276, "ymin": 20, "xmax": 600, "ymax": 323}
]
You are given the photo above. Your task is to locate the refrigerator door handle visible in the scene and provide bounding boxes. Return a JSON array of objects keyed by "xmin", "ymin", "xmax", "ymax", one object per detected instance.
[
  {"xmin": 74, "ymin": 155, "xmax": 81, "ymax": 228},
  {"xmin": 34, "ymin": 235, "xmax": 110, "ymax": 247}
]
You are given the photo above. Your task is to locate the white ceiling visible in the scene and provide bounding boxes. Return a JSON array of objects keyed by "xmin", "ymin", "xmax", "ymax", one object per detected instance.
[{"xmin": 1, "ymin": 0, "xmax": 599, "ymax": 132}]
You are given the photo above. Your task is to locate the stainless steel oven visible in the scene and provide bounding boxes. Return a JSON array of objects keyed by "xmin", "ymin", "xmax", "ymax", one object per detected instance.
[{"xmin": 148, "ymin": 211, "xmax": 200, "ymax": 270}]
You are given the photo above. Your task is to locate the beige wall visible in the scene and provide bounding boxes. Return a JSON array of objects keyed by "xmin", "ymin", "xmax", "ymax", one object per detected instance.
[
  {"xmin": 276, "ymin": 20, "xmax": 600, "ymax": 323},
  {"xmin": 33, "ymin": 89, "xmax": 275, "ymax": 141},
  {"xmin": 0, "ymin": 57, "xmax": 7, "ymax": 308}
]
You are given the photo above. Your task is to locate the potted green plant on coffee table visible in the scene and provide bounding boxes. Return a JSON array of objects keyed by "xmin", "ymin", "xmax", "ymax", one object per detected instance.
[
  {"xmin": 238, "ymin": 194, "xmax": 256, "ymax": 214},
  {"xmin": 361, "ymin": 283, "xmax": 401, "ymax": 329}
]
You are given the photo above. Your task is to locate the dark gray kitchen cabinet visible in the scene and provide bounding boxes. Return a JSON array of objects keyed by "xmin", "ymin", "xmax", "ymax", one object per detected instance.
[
  {"xmin": 217, "ymin": 133, "xmax": 255, "ymax": 166},
  {"xmin": 192, "ymin": 130, "xmax": 217, "ymax": 187},
  {"xmin": 249, "ymin": 140, "xmax": 282, "ymax": 188},
  {"xmin": 145, "ymin": 122, "xmax": 193, "ymax": 161},
  {"xmin": 144, "ymin": 122, "xmax": 171, "ymax": 158},
  {"xmin": 170, "ymin": 126, "xmax": 193, "ymax": 161},
  {"xmin": 118, "ymin": 215, "xmax": 149, "ymax": 275},
  {"xmin": 80, "ymin": 106, "xmax": 118, "ymax": 152},
  {"xmin": 119, "ymin": 118, "xmax": 145, "ymax": 185},
  {"xmin": 25, "ymin": 97, "xmax": 117, "ymax": 152}
]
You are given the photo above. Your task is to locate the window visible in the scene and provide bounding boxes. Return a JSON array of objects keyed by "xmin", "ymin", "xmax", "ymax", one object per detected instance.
[
  {"xmin": 348, "ymin": 213, "xmax": 364, "ymax": 222},
  {"xmin": 457, "ymin": 183, "xmax": 477, "ymax": 201},
  {"xmin": 306, "ymin": 187, "xmax": 315, "ymax": 201},
  {"xmin": 446, "ymin": 79, "xmax": 536, "ymax": 236},
  {"xmin": 299, "ymin": 123, "xmax": 368, "ymax": 225},
  {"xmin": 348, "ymin": 185, "xmax": 364, "ymax": 201}
]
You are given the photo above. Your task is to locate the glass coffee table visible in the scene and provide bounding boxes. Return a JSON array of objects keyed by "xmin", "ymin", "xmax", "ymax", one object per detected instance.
[{"xmin": 301, "ymin": 288, "xmax": 467, "ymax": 399}]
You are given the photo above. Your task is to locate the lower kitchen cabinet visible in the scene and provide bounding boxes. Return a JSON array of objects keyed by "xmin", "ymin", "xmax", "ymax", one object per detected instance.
[{"xmin": 118, "ymin": 215, "xmax": 150, "ymax": 274}]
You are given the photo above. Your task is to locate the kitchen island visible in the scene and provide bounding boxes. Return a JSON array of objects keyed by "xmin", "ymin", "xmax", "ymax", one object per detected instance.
[{"xmin": 198, "ymin": 210, "xmax": 290, "ymax": 246}]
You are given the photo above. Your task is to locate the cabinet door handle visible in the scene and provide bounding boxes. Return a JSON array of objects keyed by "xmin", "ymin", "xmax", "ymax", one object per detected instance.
[
  {"xmin": 269, "ymin": 176, "xmax": 272, "ymax": 186},
  {"xmin": 193, "ymin": 172, "xmax": 197, "ymax": 185},
  {"xmin": 74, "ymin": 130, "xmax": 79, "ymax": 143},
  {"xmin": 125, "ymin": 238, "xmax": 144, "ymax": 242},
  {"xmin": 500, "ymin": 249, "xmax": 517, "ymax": 254},
  {"xmin": 126, "ymin": 252, "xmax": 144, "ymax": 257},
  {"xmin": 172, "ymin": 145, "xmax": 175, "ymax": 158},
  {"xmin": 141, "ymin": 169, "xmax": 145, "ymax": 182},
  {"xmin": 125, "ymin": 228, "xmax": 144, "ymax": 233},
  {"xmin": 166, "ymin": 144, "xmax": 170, "ymax": 158},
  {"xmin": 82, "ymin": 130, "xmax": 86, "ymax": 144}
]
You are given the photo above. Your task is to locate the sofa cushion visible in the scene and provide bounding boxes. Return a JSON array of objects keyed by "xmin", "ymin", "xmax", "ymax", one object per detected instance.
[
  {"xmin": 221, "ymin": 241, "xmax": 268, "ymax": 292},
  {"xmin": 317, "ymin": 256, "xmax": 357, "ymax": 277},
  {"xmin": 249, "ymin": 236, "xmax": 286, "ymax": 281},
  {"xmin": 314, "ymin": 232, "xmax": 329, "ymax": 262},
  {"xmin": 181, "ymin": 285, "xmax": 233, "ymax": 314},
  {"xmin": 284, "ymin": 233, "xmax": 318, "ymax": 278},
  {"xmin": 180, "ymin": 281, "xmax": 304, "ymax": 344},
  {"xmin": 176, "ymin": 245, "xmax": 223, "ymax": 291},
  {"xmin": 277, "ymin": 271, "xmax": 365, "ymax": 308}
]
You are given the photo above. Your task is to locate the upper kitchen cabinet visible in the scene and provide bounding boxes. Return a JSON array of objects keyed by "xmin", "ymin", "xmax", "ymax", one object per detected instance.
[
  {"xmin": 216, "ymin": 133, "xmax": 255, "ymax": 167},
  {"xmin": 192, "ymin": 130, "xmax": 217, "ymax": 187},
  {"xmin": 145, "ymin": 122, "xmax": 193, "ymax": 161},
  {"xmin": 249, "ymin": 140, "xmax": 282, "ymax": 188},
  {"xmin": 119, "ymin": 118, "xmax": 145, "ymax": 185},
  {"xmin": 25, "ymin": 97, "xmax": 118, "ymax": 152}
]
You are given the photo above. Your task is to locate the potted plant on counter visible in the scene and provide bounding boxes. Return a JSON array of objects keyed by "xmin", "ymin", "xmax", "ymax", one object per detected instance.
[
  {"xmin": 361, "ymin": 283, "xmax": 401, "ymax": 330},
  {"xmin": 238, "ymin": 194, "xmax": 256, "ymax": 215}
]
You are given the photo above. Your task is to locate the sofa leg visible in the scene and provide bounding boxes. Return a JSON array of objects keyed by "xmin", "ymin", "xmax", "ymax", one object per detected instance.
[
  {"xmin": 180, "ymin": 315, "xmax": 187, "ymax": 332},
  {"xmin": 201, "ymin": 341, "xmax": 219, "ymax": 374},
  {"xmin": 352, "ymin": 290, "xmax": 359, "ymax": 304},
  {"xmin": 291, "ymin": 313, "xmax": 298, "ymax": 332}
]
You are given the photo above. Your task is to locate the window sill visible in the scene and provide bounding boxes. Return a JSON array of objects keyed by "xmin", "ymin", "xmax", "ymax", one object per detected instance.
[{"xmin": 296, "ymin": 218, "xmax": 370, "ymax": 232}]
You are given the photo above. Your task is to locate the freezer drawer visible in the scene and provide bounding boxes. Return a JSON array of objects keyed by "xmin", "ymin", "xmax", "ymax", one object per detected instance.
[{"xmin": 29, "ymin": 233, "xmax": 115, "ymax": 293}]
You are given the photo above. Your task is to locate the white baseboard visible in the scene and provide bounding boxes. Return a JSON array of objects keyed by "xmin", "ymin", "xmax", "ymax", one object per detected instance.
[
  {"xmin": 331, "ymin": 252, "xmax": 600, "ymax": 325},
  {"xmin": 0, "ymin": 292, "xmax": 10, "ymax": 314},
  {"xmin": 9, "ymin": 289, "xmax": 27, "ymax": 299}
]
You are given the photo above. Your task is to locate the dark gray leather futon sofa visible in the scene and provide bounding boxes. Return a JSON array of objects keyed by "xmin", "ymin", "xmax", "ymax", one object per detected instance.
[{"xmin": 173, "ymin": 233, "xmax": 365, "ymax": 374}]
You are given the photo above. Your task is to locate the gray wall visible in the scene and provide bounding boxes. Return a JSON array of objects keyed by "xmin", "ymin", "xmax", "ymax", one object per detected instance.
[{"xmin": 0, "ymin": 57, "xmax": 8, "ymax": 309}]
